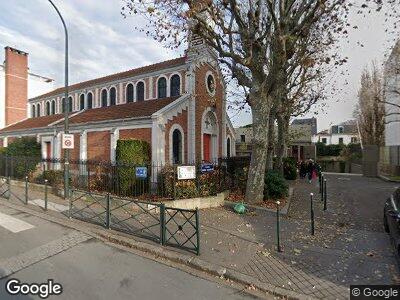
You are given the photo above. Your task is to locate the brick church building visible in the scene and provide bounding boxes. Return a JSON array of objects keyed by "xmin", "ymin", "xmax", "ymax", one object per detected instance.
[{"xmin": 0, "ymin": 32, "xmax": 236, "ymax": 165}]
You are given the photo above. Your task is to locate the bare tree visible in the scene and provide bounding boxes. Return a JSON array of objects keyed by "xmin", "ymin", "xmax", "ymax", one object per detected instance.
[{"xmin": 353, "ymin": 63, "xmax": 385, "ymax": 146}]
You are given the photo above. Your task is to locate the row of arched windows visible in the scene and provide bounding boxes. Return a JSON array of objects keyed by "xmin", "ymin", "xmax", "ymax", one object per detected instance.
[{"xmin": 30, "ymin": 74, "xmax": 182, "ymax": 118}]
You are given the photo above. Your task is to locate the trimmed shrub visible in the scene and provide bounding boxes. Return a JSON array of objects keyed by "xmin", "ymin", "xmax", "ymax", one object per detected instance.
[
  {"xmin": 1, "ymin": 137, "xmax": 41, "ymax": 179},
  {"xmin": 264, "ymin": 170, "xmax": 288, "ymax": 200},
  {"xmin": 35, "ymin": 170, "xmax": 64, "ymax": 187},
  {"xmin": 283, "ymin": 157, "xmax": 297, "ymax": 180},
  {"xmin": 116, "ymin": 139, "xmax": 151, "ymax": 195},
  {"xmin": 316, "ymin": 142, "xmax": 344, "ymax": 157}
]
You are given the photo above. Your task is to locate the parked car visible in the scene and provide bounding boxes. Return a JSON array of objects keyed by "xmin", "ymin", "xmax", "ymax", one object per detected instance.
[{"xmin": 384, "ymin": 188, "xmax": 400, "ymax": 255}]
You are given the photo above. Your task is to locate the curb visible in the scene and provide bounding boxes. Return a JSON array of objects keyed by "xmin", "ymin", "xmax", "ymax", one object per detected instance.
[
  {"xmin": 0, "ymin": 199, "xmax": 316, "ymax": 300},
  {"xmin": 224, "ymin": 187, "xmax": 293, "ymax": 216},
  {"xmin": 378, "ymin": 174, "xmax": 400, "ymax": 183}
]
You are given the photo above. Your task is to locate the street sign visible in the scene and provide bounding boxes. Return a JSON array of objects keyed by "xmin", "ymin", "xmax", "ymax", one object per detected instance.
[
  {"xmin": 177, "ymin": 166, "xmax": 196, "ymax": 180},
  {"xmin": 135, "ymin": 167, "xmax": 147, "ymax": 179},
  {"xmin": 62, "ymin": 134, "xmax": 74, "ymax": 149},
  {"xmin": 201, "ymin": 163, "xmax": 214, "ymax": 173}
]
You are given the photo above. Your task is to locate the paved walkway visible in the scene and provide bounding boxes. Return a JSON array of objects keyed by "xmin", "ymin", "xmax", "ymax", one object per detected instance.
[
  {"xmin": 1, "ymin": 175, "xmax": 398, "ymax": 299},
  {"xmin": 198, "ymin": 174, "xmax": 398, "ymax": 299}
]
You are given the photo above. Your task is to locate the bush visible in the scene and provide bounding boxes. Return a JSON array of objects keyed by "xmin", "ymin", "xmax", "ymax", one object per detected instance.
[
  {"xmin": 35, "ymin": 170, "xmax": 64, "ymax": 187},
  {"xmin": 116, "ymin": 139, "xmax": 151, "ymax": 195},
  {"xmin": 264, "ymin": 170, "xmax": 288, "ymax": 200},
  {"xmin": 0, "ymin": 137, "xmax": 41, "ymax": 179},
  {"xmin": 316, "ymin": 142, "xmax": 344, "ymax": 157},
  {"xmin": 283, "ymin": 157, "xmax": 297, "ymax": 180}
]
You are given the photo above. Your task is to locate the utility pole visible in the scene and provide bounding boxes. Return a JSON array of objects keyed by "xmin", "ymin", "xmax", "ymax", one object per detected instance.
[{"xmin": 48, "ymin": 0, "xmax": 69, "ymax": 198}]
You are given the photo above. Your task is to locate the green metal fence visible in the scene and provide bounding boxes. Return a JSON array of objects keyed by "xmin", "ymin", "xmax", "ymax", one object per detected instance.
[{"xmin": 67, "ymin": 189, "xmax": 200, "ymax": 254}]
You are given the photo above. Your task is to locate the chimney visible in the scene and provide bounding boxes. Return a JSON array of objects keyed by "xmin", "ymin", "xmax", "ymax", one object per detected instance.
[{"xmin": 4, "ymin": 46, "xmax": 28, "ymax": 126}]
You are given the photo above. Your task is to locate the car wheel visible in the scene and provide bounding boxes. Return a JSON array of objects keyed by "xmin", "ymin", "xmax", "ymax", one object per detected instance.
[{"xmin": 384, "ymin": 216, "xmax": 390, "ymax": 233}]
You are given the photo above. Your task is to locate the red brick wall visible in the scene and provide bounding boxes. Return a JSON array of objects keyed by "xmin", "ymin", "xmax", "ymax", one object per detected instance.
[
  {"xmin": 87, "ymin": 131, "xmax": 110, "ymax": 161},
  {"xmin": 60, "ymin": 133, "xmax": 81, "ymax": 161},
  {"xmin": 119, "ymin": 128, "xmax": 152, "ymax": 144},
  {"xmin": 165, "ymin": 110, "xmax": 188, "ymax": 163},
  {"xmin": 194, "ymin": 65, "xmax": 224, "ymax": 161},
  {"xmin": 5, "ymin": 47, "xmax": 28, "ymax": 126}
]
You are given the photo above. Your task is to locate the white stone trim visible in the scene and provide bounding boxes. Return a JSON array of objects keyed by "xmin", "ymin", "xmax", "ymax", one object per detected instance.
[
  {"xmin": 110, "ymin": 128, "xmax": 119, "ymax": 164},
  {"xmin": 156, "ymin": 75, "xmax": 169, "ymax": 99},
  {"xmin": 205, "ymin": 70, "xmax": 216, "ymax": 97},
  {"xmin": 201, "ymin": 107, "xmax": 219, "ymax": 162},
  {"xmin": 80, "ymin": 130, "xmax": 87, "ymax": 161},
  {"xmin": 169, "ymin": 123, "xmax": 185, "ymax": 164},
  {"xmin": 169, "ymin": 72, "xmax": 183, "ymax": 96},
  {"xmin": 136, "ymin": 80, "xmax": 146, "ymax": 101}
]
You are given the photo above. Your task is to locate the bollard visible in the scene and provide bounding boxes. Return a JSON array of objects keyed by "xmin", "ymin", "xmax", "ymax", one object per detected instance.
[
  {"xmin": 320, "ymin": 174, "xmax": 324, "ymax": 201},
  {"xmin": 105, "ymin": 193, "xmax": 111, "ymax": 229},
  {"xmin": 44, "ymin": 179, "xmax": 48, "ymax": 211},
  {"xmin": 276, "ymin": 200, "xmax": 282, "ymax": 252},
  {"xmin": 8, "ymin": 176, "xmax": 11, "ymax": 199},
  {"xmin": 25, "ymin": 176, "xmax": 28, "ymax": 205},
  {"xmin": 323, "ymin": 179, "xmax": 327, "ymax": 211},
  {"xmin": 310, "ymin": 193, "xmax": 315, "ymax": 235},
  {"xmin": 319, "ymin": 173, "xmax": 323, "ymax": 194},
  {"xmin": 68, "ymin": 190, "xmax": 73, "ymax": 219}
]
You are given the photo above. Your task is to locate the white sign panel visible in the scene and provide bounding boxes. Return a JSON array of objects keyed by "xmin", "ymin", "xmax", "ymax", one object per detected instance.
[
  {"xmin": 62, "ymin": 134, "xmax": 74, "ymax": 149},
  {"xmin": 177, "ymin": 166, "xmax": 196, "ymax": 180}
]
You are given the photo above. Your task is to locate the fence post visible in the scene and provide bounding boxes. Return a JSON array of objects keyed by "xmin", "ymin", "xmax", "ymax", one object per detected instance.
[
  {"xmin": 195, "ymin": 208, "xmax": 200, "ymax": 256},
  {"xmin": 44, "ymin": 179, "xmax": 48, "ymax": 211},
  {"xmin": 106, "ymin": 193, "xmax": 111, "ymax": 229},
  {"xmin": 276, "ymin": 200, "xmax": 282, "ymax": 252},
  {"xmin": 160, "ymin": 203, "xmax": 165, "ymax": 245},
  {"xmin": 323, "ymin": 179, "xmax": 327, "ymax": 211},
  {"xmin": 310, "ymin": 193, "xmax": 315, "ymax": 235},
  {"xmin": 25, "ymin": 176, "xmax": 28, "ymax": 205},
  {"xmin": 173, "ymin": 166, "xmax": 176, "ymax": 200},
  {"xmin": 8, "ymin": 176, "xmax": 11, "ymax": 199}
]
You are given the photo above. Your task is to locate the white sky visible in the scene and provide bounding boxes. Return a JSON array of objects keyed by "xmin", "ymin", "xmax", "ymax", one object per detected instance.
[{"xmin": 0, "ymin": 0, "xmax": 397, "ymax": 132}]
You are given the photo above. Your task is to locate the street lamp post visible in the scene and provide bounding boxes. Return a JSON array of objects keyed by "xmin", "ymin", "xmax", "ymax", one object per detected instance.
[{"xmin": 48, "ymin": 0, "xmax": 69, "ymax": 199}]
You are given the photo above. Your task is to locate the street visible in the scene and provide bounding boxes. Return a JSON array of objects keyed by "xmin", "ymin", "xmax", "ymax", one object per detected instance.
[{"xmin": 0, "ymin": 204, "xmax": 259, "ymax": 300}]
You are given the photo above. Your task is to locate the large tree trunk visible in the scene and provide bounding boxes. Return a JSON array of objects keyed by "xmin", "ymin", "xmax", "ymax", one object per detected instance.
[
  {"xmin": 275, "ymin": 114, "xmax": 289, "ymax": 175},
  {"xmin": 266, "ymin": 110, "xmax": 276, "ymax": 171},
  {"xmin": 245, "ymin": 96, "xmax": 270, "ymax": 204}
]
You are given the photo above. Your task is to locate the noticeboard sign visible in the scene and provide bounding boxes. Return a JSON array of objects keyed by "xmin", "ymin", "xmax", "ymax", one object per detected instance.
[
  {"xmin": 135, "ymin": 167, "xmax": 147, "ymax": 179},
  {"xmin": 62, "ymin": 134, "xmax": 74, "ymax": 149},
  {"xmin": 201, "ymin": 163, "xmax": 214, "ymax": 173},
  {"xmin": 177, "ymin": 166, "xmax": 196, "ymax": 180}
]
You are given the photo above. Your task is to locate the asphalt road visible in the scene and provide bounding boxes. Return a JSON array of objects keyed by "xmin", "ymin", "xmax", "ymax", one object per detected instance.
[{"xmin": 0, "ymin": 204, "xmax": 259, "ymax": 300}]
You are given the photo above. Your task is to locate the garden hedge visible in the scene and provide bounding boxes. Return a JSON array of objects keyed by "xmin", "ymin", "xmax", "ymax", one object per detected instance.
[{"xmin": 116, "ymin": 139, "xmax": 151, "ymax": 195}]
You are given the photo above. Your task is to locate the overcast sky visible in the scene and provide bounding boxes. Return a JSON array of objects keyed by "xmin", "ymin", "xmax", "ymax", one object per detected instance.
[{"xmin": 0, "ymin": 0, "xmax": 397, "ymax": 131}]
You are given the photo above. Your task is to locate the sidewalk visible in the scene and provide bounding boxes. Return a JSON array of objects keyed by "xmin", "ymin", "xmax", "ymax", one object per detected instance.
[{"xmin": 1, "ymin": 175, "xmax": 398, "ymax": 299}]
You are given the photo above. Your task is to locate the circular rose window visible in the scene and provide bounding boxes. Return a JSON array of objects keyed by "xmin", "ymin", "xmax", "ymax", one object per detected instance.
[{"xmin": 206, "ymin": 73, "xmax": 216, "ymax": 96}]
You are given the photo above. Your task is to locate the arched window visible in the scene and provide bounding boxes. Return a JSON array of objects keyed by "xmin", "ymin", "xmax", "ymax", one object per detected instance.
[
  {"xmin": 172, "ymin": 129, "xmax": 183, "ymax": 164},
  {"xmin": 46, "ymin": 102, "xmax": 50, "ymax": 115},
  {"xmin": 227, "ymin": 137, "xmax": 231, "ymax": 158},
  {"xmin": 51, "ymin": 100, "xmax": 56, "ymax": 115},
  {"xmin": 87, "ymin": 92, "xmax": 93, "ymax": 109},
  {"xmin": 80, "ymin": 94, "xmax": 85, "ymax": 110},
  {"xmin": 68, "ymin": 96, "xmax": 73, "ymax": 113},
  {"xmin": 101, "ymin": 89, "xmax": 108, "ymax": 107},
  {"xmin": 126, "ymin": 83, "xmax": 134, "ymax": 103},
  {"xmin": 136, "ymin": 81, "xmax": 144, "ymax": 102},
  {"xmin": 32, "ymin": 104, "xmax": 36, "ymax": 118},
  {"xmin": 61, "ymin": 98, "xmax": 65, "ymax": 113},
  {"xmin": 170, "ymin": 74, "xmax": 181, "ymax": 97},
  {"xmin": 110, "ymin": 87, "xmax": 116, "ymax": 106},
  {"xmin": 157, "ymin": 77, "xmax": 167, "ymax": 99},
  {"xmin": 36, "ymin": 103, "xmax": 41, "ymax": 117}
]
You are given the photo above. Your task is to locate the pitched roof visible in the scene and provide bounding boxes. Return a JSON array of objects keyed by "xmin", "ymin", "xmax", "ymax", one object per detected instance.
[
  {"xmin": 68, "ymin": 97, "xmax": 177, "ymax": 125},
  {"xmin": 30, "ymin": 57, "xmax": 186, "ymax": 101},
  {"xmin": 0, "ymin": 97, "xmax": 178, "ymax": 134},
  {"xmin": 0, "ymin": 114, "xmax": 64, "ymax": 133}
]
